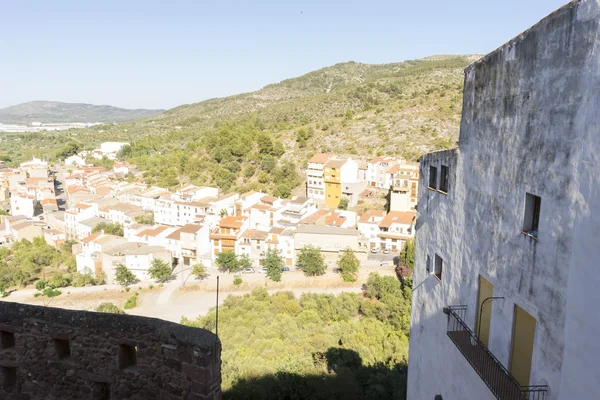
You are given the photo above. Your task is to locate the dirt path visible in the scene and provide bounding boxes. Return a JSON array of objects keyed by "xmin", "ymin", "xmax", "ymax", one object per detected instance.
[{"xmin": 1, "ymin": 267, "xmax": 397, "ymax": 324}]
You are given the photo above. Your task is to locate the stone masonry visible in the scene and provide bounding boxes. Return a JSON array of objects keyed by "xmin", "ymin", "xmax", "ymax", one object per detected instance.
[{"xmin": 0, "ymin": 302, "xmax": 221, "ymax": 399}]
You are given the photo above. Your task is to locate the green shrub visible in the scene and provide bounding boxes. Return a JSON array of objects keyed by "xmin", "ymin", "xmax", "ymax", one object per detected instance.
[
  {"xmin": 35, "ymin": 280, "xmax": 47, "ymax": 291},
  {"xmin": 124, "ymin": 295, "xmax": 138, "ymax": 309},
  {"xmin": 42, "ymin": 288, "xmax": 62, "ymax": 297},
  {"xmin": 233, "ymin": 277, "xmax": 242, "ymax": 286},
  {"xmin": 95, "ymin": 302, "xmax": 125, "ymax": 314}
]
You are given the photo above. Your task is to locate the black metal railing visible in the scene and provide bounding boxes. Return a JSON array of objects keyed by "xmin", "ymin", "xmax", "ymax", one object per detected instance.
[{"xmin": 443, "ymin": 306, "xmax": 547, "ymax": 400}]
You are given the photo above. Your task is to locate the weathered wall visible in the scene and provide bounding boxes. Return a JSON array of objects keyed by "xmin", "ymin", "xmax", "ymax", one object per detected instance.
[
  {"xmin": 408, "ymin": 1, "xmax": 600, "ymax": 399},
  {"xmin": 0, "ymin": 302, "xmax": 221, "ymax": 400}
]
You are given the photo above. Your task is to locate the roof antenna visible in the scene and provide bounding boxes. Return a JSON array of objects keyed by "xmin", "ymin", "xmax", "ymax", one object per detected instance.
[{"xmin": 215, "ymin": 275, "xmax": 219, "ymax": 338}]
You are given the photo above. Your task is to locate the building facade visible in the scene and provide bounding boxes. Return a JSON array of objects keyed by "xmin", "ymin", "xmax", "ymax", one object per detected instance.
[
  {"xmin": 408, "ymin": 3, "xmax": 600, "ymax": 399},
  {"xmin": 306, "ymin": 153, "xmax": 334, "ymax": 201}
]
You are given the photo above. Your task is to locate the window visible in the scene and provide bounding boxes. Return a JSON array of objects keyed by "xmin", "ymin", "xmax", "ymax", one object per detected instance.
[
  {"xmin": 54, "ymin": 338, "xmax": 71, "ymax": 359},
  {"xmin": 0, "ymin": 331, "xmax": 15, "ymax": 349},
  {"xmin": 426, "ymin": 255, "xmax": 431, "ymax": 273},
  {"xmin": 429, "ymin": 166, "xmax": 438, "ymax": 189},
  {"xmin": 522, "ymin": 193, "xmax": 541, "ymax": 236},
  {"xmin": 439, "ymin": 165, "xmax": 449, "ymax": 193},
  {"xmin": 118, "ymin": 344, "xmax": 137, "ymax": 370},
  {"xmin": 434, "ymin": 254, "xmax": 443, "ymax": 281}
]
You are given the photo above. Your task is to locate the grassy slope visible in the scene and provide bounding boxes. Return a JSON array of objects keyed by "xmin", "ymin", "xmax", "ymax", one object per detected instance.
[{"xmin": 0, "ymin": 55, "xmax": 478, "ymax": 191}]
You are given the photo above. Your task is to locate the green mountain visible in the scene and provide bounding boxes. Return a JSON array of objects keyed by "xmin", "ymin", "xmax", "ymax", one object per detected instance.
[
  {"xmin": 0, "ymin": 55, "xmax": 479, "ymax": 195},
  {"xmin": 0, "ymin": 101, "xmax": 163, "ymax": 124}
]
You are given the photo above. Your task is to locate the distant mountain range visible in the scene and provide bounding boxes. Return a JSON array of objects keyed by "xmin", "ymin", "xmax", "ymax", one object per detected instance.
[{"xmin": 0, "ymin": 101, "xmax": 164, "ymax": 124}]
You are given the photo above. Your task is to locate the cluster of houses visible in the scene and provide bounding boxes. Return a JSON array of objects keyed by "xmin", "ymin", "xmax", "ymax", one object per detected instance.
[
  {"xmin": 0, "ymin": 151, "xmax": 418, "ymax": 284},
  {"xmin": 305, "ymin": 154, "xmax": 419, "ymax": 211},
  {"xmin": 64, "ymin": 141, "xmax": 130, "ymax": 166}
]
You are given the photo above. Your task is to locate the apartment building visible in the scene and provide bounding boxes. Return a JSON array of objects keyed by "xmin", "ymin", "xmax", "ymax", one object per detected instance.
[
  {"xmin": 390, "ymin": 164, "xmax": 419, "ymax": 212},
  {"xmin": 367, "ymin": 156, "xmax": 397, "ymax": 188},
  {"xmin": 408, "ymin": 4, "xmax": 597, "ymax": 399},
  {"xmin": 294, "ymin": 225, "xmax": 365, "ymax": 268},
  {"xmin": 210, "ymin": 216, "xmax": 248, "ymax": 261},
  {"xmin": 306, "ymin": 153, "xmax": 334, "ymax": 201},
  {"xmin": 238, "ymin": 229, "xmax": 269, "ymax": 267},
  {"xmin": 10, "ymin": 193, "xmax": 36, "ymax": 218},
  {"xmin": 376, "ymin": 211, "xmax": 415, "ymax": 252},
  {"xmin": 324, "ymin": 158, "xmax": 358, "ymax": 208},
  {"xmin": 357, "ymin": 210, "xmax": 386, "ymax": 249}
]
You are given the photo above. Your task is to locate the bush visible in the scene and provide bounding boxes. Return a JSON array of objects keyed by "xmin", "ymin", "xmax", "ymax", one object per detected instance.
[
  {"xmin": 71, "ymin": 272, "xmax": 96, "ymax": 287},
  {"xmin": 337, "ymin": 248, "xmax": 359, "ymax": 282},
  {"xmin": 192, "ymin": 263, "xmax": 209, "ymax": 280},
  {"xmin": 42, "ymin": 288, "xmax": 62, "ymax": 297},
  {"xmin": 115, "ymin": 264, "xmax": 137, "ymax": 287},
  {"xmin": 48, "ymin": 273, "xmax": 70, "ymax": 289},
  {"xmin": 96, "ymin": 302, "xmax": 125, "ymax": 314},
  {"xmin": 233, "ymin": 277, "xmax": 242, "ymax": 286},
  {"xmin": 262, "ymin": 249, "xmax": 283, "ymax": 282},
  {"xmin": 35, "ymin": 280, "xmax": 47, "ymax": 291},
  {"xmin": 92, "ymin": 222, "xmax": 124, "ymax": 237},
  {"xmin": 124, "ymin": 294, "xmax": 138, "ymax": 309}
]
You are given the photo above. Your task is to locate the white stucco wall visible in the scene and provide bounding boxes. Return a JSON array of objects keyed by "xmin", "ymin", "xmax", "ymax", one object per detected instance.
[{"xmin": 408, "ymin": 2, "xmax": 600, "ymax": 399}]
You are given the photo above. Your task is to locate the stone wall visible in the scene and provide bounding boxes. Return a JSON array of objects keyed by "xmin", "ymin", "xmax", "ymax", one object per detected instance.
[{"xmin": 0, "ymin": 302, "xmax": 221, "ymax": 399}]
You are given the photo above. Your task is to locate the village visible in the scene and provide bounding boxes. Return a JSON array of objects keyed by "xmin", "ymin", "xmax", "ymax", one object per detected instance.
[{"xmin": 0, "ymin": 143, "xmax": 419, "ymax": 285}]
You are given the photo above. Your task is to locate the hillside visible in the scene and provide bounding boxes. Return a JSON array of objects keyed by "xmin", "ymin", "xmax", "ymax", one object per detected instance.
[
  {"xmin": 0, "ymin": 101, "xmax": 163, "ymax": 124},
  {"xmin": 0, "ymin": 55, "xmax": 479, "ymax": 195}
]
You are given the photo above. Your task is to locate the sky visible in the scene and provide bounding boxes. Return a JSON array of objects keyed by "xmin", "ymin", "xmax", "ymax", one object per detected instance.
[{"xmin": 0, "ymin": 0, "xmax": 568, "ymax": 110}]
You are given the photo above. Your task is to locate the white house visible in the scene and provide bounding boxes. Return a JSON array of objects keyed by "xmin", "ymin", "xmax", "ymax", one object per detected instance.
[
  {"xmin": 10, "ymin": 193, "xmax": 36, "ymax": 218},
  {"xmin": 357, "ymin": 210, "xmax": 387, "ymax": 249},
  {"xmin": 65, "ymin": 155, "xmax": 86, "ymax": 167}
]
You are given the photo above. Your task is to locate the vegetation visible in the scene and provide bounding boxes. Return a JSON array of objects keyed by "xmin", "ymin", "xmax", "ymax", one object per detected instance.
[
  {"xmin": 182, "ymin": 274, "xmax": 411, "ymax": 398},
  {"xmin": 191, "ymin": 263, "xmax": 209, "ymax": 280},
  {"xmin": 233, "ymin": 276, "xmax": 243, "ymax": 286},
  {"xmin": 0, "ymin": 57, "xmax": 474, "ymax": 193},
  {"xmin": 124, "ymin": 294, "xmax": 138, "ymax": 309},
  {"xmin": 337, "ymin": 248, "xmax": 360, "ymax": 282},
  {"xmin": 262, "ymin": 249, "xmax": 283, "ymax": 282},
  {"xmin": 95, "ymin": 302, "xmax": 125, "ymax": 314},
  {"xmin": 216, "ymin": 251, "xmax": 251, "ymax": 273},
  {"xmin": 296, "ymin": 246, "xmax": 326, "ymax": 276},
  {"xmin": 92, "ymin": 222, "xmax": 124, "ymax": 237},
  {"xmin": 148, "ymin": 258, "xmax": 172, "ymax": 283},
  {"xmin": 338, "ymin": 197, "xmax": 349, "ymax": 210},
  {"xmin": 134, "ymin": 213, "xmax": 155, "ymax": 225},
  {"xmin": 114, "ymin": 264, "xmax": 137, "ymax": 287},
  {"xmin": 399, "ymin": 239, "xmax": 415, "ymax": 269},
  {"xmin": 0, "ymin": 237, "xmax": 75, "ymax": 289}
]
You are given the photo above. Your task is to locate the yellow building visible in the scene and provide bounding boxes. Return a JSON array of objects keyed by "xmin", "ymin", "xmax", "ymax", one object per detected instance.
[{"xmin": 323, "ymin": 159, "xmax": 345, "ymax": 208}]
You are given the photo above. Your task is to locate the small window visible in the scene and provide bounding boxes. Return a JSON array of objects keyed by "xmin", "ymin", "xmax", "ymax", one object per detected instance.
[
  {"xmin": 0, "ymin": 331, "xmax": 15, "ymax": 349},
  {"xmin": 439, "ymin": 165, "xmax": 449, "ymax": 193},
  {"xmin": 523, "ymin": 193, "xmax": 541, "ymax": 236},
  {"xmin": 1, "ymin": 366, "xmax": 16, "ymax": 390},
  {"xmin": 426, "ymin": 255, "xmax": 431, "ymax": 273},
  {"xmin": 434, "ymin": 254, "xmax": 443, "ymax": 281},
  {"xmin": 429, "ymin": 166, "xmax": 438, "ymax": 189},
  {"xmin": 54, "ymin": 338, "xmax": 71, "ymax": 359},
  {"xmin": 118, "ymin": 344, "xmax": 137, "ymax": 370}
]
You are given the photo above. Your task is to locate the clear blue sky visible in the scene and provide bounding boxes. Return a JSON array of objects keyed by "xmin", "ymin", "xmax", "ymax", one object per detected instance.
[{"xmin": 0, "ymin": 0, "xmax": 567, "ymax": 110}]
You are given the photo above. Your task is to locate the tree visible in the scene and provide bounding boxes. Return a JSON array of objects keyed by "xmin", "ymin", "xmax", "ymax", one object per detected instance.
[
  {"xmin": 238, "ymin": 254, "xmax": 253, "ymax": 269},
  {"xmin": 92, "ymin": 222, "xmax": 124, "ymax": 237},
  {"xmin": 338, "ymin": 197, "xmax": 349, "ymax": 210},
  {"xmin": 135, "ymin": 213, "xmax": 154, "ymax": 225},
  {"xmin": 0, "ymin": 209, "xmax": 9, "ymax": 216},
  {"xmin": 297, "ymin": 246, "xmax": 326, "ymax": 276},
  {"xmin": 114, "ymin": 264, "xmax": 137, "ymax": 287},
  {"xmin": 55, "ymin": 142, "xmax": 80, "ymax": 160},
  {"xmin": 148, "ymin": 258, "xmax": 173, "ymax": 283},
  {"xmin": 274, "ymin": 184, "xmax": 291, "ymax": 199},
  {"xmin": 216, "ymin": 251, "xmax": 240, "ymax": 273},
  {"xmin": 399, "ymin": 238, "xmax": 415, "ymax": 269},
  {"xmin": 219, "ymin": 209, "xmax": 228, "ymax": 218},
  {"xmin": 263, "ymin": 249, "xmax": 283, "ymax": 282},
  {"xmin": 337, "ymin": 248, "xmax": 360, "ymax": 282},
  {"xmin": 192, "ymin": 263, "xmax": 209, "ymax": 280}
]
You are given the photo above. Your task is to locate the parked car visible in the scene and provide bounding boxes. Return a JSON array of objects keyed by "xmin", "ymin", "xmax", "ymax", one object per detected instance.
[
  {"xmin": 258, "ymin": 267, "xmax": 267, "ymax": 274},
  {"xmin": 281, "ymin": 267, "xmax": 290, "ymax": 272},
  {"xmin": 371, "ymin": 247, "xmax": 380, "ymax": 254},
  {"xmin": 242, "ymin": 268, "xmax": 255, "ymax": 274},
  {"xmin": 383, "ymin": 248, "xmax": 390, "ymax": 254}
]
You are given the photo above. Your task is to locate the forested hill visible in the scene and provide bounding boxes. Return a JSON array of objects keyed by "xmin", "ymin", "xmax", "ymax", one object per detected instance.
[
  {"xmin": 0, "ymin": 101, "xmax": 163, "ymax": 124},
  {"xmin": 0, "ymin": 55, "xmax": 479, "ymax": 195}
]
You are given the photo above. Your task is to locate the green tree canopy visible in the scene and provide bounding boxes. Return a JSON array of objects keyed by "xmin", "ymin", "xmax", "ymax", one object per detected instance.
[
  {"xmin": 337, "ymin": 248, "xmax": 360, "ymax": 282},
  {"xmin": 96, "ymin": 302, "xmax": 125, "ymax": 314},
  {"xmin": 399, "ymin": 238, "xmax": 415, "ymax": 269},
  {"xmin": 263, "ymin": 249, "xmax": 283, "ymax": 282},
  {"xmin": 297, "ymin": 245, "xmax": 326, "ymax": 276},
  {"xmin": 92, "ymin": 222, "xmax": 124, "ymax": 237},
  {"xmin": 191, "ymin": 263, "xmax": 209, "ymax": 280},
  {"xmin": 134, "ymin": 213, "xmax": 154, "ymax": 225},
  {"xmin": 338, "ymin": 197, "xmax": 349, "ymax": 210},
  {"xmin": 148, "ymin": 258, "xmax": 172, "ymax": 283},
  {"xmin": 114, "ymin": 264, "xmax": 137, "ymax": 287},
  {"xmin": 216, "ymin": 251, "xmax": 241, "ymax": 273}
]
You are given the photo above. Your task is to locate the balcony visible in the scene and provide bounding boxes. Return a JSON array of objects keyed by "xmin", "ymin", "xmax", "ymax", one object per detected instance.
[{"xmin": 444, "ymin": 306, "xmax": 547, "ymax": 400}]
